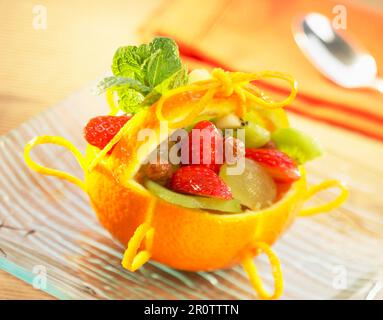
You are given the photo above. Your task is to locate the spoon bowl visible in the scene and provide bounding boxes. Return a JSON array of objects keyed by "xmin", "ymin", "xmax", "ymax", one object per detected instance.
[{"xmin": 293, "ymin": 13, "xmax": 383, "ymax": 93}]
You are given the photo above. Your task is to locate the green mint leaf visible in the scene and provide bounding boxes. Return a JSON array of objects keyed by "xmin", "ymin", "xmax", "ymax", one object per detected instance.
[
  {"xmin": 111, "ymin": 44, "xmax": 151, "ymax": 83},
  {"xmin": 117, "ymin": 88, "xmax": 145, "ymax": 114},
  {"xmin": 94, "ymin": 76, "xmax": 150, "ymax": 95},
  {"xmin": 104, "ymin": 37, "xmax": 188, "ymax": 114},
  {"xmin": 145, "ymin": 37, "xmax": 183, "ymax": 88},
  {"xmin": 141, "ymin": 65, "xmax": 188, "ymax": 107},
  {"xmin": 155, "ymin": 65, "xmax": 188, "ymax": 94}
]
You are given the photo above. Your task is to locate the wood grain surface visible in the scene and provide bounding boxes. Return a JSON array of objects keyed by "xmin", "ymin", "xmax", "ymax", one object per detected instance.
[{"xmin": 0, "ymin": 0, "xmax": 382, "ymax": 300}]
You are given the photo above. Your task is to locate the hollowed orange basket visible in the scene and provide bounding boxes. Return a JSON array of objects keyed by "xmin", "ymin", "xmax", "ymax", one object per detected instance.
[{"xmin": 24, "ymin": 69, "xmax": 348, "ymax": 299}]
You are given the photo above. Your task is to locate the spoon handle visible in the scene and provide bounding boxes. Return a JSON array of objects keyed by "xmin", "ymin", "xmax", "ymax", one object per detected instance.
[{"xmin": 369, "ymin": 78, "xmax": 383, "ymax": 93}]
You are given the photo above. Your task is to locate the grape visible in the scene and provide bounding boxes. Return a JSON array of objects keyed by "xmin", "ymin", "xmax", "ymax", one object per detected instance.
[{"xmin": 219, "ymin": 158, "xmax": 276, "ymax": 210}]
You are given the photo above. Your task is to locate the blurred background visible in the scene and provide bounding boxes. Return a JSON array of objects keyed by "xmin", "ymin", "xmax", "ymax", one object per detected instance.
[
  {"xmin": 0, "ymin": 0, "xmax": 382, "ymax": 299},
  {"xmin": 0, "ymin": 0, "xmax": 382, "ymax": 135}
]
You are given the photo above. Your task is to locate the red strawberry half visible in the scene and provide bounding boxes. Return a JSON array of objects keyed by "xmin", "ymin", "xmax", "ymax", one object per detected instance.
[
  {"xmin": 84, "ymin": 115, "xmax": 132, "ymax": 150},
  {"xmin": 170, "ymin": 165, "xmax": 232, "ymax": 200},
  {"xmin": 180, "ymin": 120, "xmax": 223, "ymax": 172},
  {"xmin": 245, "ymin": 148, "xmax": 300, "ymax": 183}
]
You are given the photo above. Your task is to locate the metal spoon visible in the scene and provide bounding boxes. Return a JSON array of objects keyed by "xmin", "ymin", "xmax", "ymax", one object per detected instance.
[{"xmin": 292, "ymin": 12, "xmax": 383, "ymax": 93}]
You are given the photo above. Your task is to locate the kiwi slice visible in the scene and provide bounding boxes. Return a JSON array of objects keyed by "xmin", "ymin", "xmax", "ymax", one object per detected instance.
[
  {"xmin": 271, "ymin": 128, "xmax": 323, "ymax": 164},
  {"xmin": 235, "ymin": 113, "xmax": 270, "ymax": 148},
  {"xmin": 145, "ymin": 180, "xmax": 242, "ymax": 213},
  {"xmin": 242, "ymin": 121, "xmax": 270, "ymax": 148}
]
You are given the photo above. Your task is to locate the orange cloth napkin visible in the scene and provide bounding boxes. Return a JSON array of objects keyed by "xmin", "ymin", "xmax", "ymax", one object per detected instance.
[{"xmin": 141, "ymin": 0, "xmax": 383, "ymax": 141}]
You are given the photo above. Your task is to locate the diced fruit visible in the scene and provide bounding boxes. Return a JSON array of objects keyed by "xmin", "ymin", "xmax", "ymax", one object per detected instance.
[
  {"xmin": 170, "ymin": 165, "xmax": 232, "ymax": 200},
  {"xmin": 242, "ymin": 121, "xmax": 271, "ymax": 148},
  {"xmin": 143, "ymin": 163, "xmax": 174, "ymax": 183},
  {"xmin": 271, "ymin": 128, "xmax": 323, "ymax": 164},
  {"xmin": 180, "ymin": 120, "xmax": 223, "ymax": 172},
  {"xmin": 215, "ymin": 114, "xmax": 242, "ymax": 129},
  {"xmin": 245, "ymin": 148, "xmax": 300, "ymax": 183},
  {"xmin": 219, "ymin": 158, "xmax": 276, "ymax": 210},
  {"xmin": 84, "ymin": 115, "xmax": 132, "ymax": 149},
  {"xmin": 275, "ymin": 182, "xmax": 292, "ymax": 201},
  {"xmin": 188, "ymin": 69, "xmax": 212, "ymax": 84},
  {"xmin": 242, "ymin": 110, "xmax": 264, "ymax": 126},
  {"xmin": 243, "ymin": 108, "xmax": 289, "ymax": 131},
  {"xmin": 184, "ymin": 115, "xmax": 215, "ymax": 132},
  {"xmin": 224, "ymin": 136, "xmax": 245, "ymax": 165},
  {"xmin": 239, "ymin": 112, "xmax": 270, "ymax": 148},
  {"xmin": 145, "ymin": 180, "xmax": 241, "ymax": 213}
]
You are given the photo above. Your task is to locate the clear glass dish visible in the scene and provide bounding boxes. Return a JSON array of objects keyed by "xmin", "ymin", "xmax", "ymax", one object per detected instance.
[{"xmin": 1, "ymin": 85, "xmax": 382, "ymax": 299}]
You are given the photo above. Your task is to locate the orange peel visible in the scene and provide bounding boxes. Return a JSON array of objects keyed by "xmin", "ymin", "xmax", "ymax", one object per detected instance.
[{"xmin": 24, "ymin": 69, "xmax": 347, "ymax": 299}]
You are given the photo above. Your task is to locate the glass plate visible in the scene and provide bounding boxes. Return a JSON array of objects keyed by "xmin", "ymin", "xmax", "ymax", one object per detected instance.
[{"xmin": 1, "ymin": 85, "xmax": 382, "ymax": 300}]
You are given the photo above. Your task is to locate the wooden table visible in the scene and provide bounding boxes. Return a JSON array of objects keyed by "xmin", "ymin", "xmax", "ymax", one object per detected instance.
[{"xmin": 0, "ymin": 0, "xmax": 382, "ymax": 300}]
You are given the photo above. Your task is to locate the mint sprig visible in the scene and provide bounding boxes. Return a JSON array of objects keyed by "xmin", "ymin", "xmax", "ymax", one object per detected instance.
[
  {"xmin": 94, "ymin": 76, "xmax": 150, "ymax": 95},
  {"xmin": 96, "ymin": 37, "xmax": 188, "ymax": 114}
]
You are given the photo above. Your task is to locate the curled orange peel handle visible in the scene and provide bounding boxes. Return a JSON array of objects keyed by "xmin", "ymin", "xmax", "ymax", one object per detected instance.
[
  {"xmin": 241, "ymin": 242, "xmax": 284, "ymax": 300},
  {"xmin": 121, "ymin": 198, "xmax": 156, "ymax": 272},
  {"xmin": 24, "ymin": 135, "xmax": 87, "ymax": 192},
  {"xmin": 299, "ymin": 179, "xmax": 349, "ymax": 217},
  {"xmin": 121, "ymin": 223, "xmax": 155, "ymax": 272},
  {"xmin": 155, "ymin": 68, "xmax": 298, "ymax": 128}
]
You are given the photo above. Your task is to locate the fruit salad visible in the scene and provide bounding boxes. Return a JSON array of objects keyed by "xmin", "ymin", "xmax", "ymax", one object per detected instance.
[
  {"xmin": 83, "ymin": 99, "xmax": 323, "ymax": 214},
  {"xmin": 80, "ymin": 37, "xmax": 324, "ymax": 215},
  {"xmin": 25, "ymin": 37, "xmax": 348, "ymax": 300}
]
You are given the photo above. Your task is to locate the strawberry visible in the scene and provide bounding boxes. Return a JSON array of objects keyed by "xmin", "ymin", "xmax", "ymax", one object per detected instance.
[
  {"xmin": 275, "ymin": 182, "xmax": 292, "ymax": 201},
  {"xmin": 245, "ymin": 148, "xmax": 300, "ymax": 183},
  {"xmin": 180, "ymin": 120, "xmax": 223, "ymax": 172},
  {"xmin": 84, "ymin": 115, "xmax": 132, "ymax": 149},
  {"xmin": 170, "ymin": 165, "xmax": 232, "ymax": 200}
]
